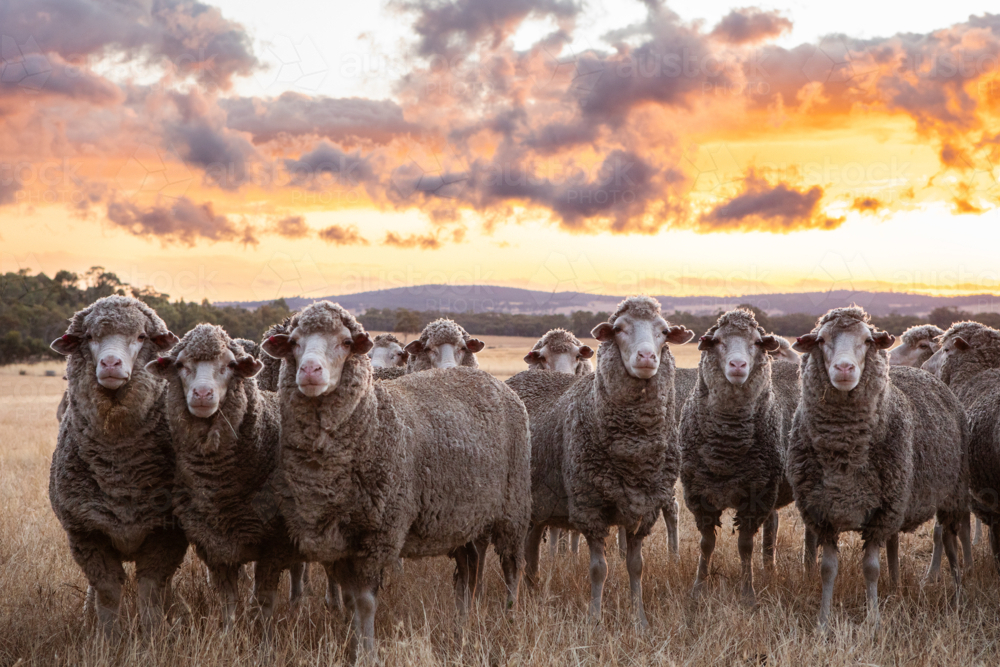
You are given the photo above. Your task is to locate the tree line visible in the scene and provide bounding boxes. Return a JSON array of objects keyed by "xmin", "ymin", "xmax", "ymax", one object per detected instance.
[{"xmin": 2, "ymin": 268, "xmax": 998, "ymax": 364}]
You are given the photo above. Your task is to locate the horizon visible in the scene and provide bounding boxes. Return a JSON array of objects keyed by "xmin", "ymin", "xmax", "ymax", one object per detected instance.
[{"xmin": 3, "ymin": 1, "xmax": 1000, "ymax": 301}]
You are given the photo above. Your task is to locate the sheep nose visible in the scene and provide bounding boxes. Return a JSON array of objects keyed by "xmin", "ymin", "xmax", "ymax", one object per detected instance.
[
  {"xmin": 99, "ymin": 356, "xmax": 122, "ymax": 369},
  {"xmin": 299, "ymin": 361, "xmax": 322, "ymax": 377},
  {"xmin": 728, "ymin": 359, "xmax": 748, "ymax": 371},
  {"xmin": 636, "ymin": 351, "xmax": 657, "ymax": 364},
  {"xmin": 192, "ymin": 387, "xmax": 213, "ymax": 400},
  {"xmin": 834, "ymin": 361, "xmax": 855, "ymax": 374}
]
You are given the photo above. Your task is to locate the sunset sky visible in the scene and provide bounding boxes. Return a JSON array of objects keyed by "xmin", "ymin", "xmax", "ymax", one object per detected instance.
[{"xmin": 2, "ymin": 0, "xmax": 1000, "ymax": 303}]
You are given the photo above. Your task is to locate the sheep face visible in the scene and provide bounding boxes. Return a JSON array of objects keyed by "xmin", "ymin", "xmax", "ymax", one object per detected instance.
[
  {"xmin": 890, "ymin": 338, "xmax": 940, "ymax": 368},
  {"xmin": 767, "ymin": 338, "xmax": 800, "ymax": 364},
  {"xmin": 404, "ymin": 321, "xmax": 484, "ymax": 371},
  {"xmin": 922, "ymin": 333, "xmax": 968, "ymax": 377},
  {"xmin": 524, "ymin": 342, "xmax": 593, "ymax": 373},
  {"xmin": 794, "ymin": 319, "xmax": 893, "ymax": 392},
  {"xmin": 592, "ymin": 313, "xmax": 692, "ymax": 380},
  {"xmin": 50, "ymin": 297, "xmax": 177, "ymax": 390},
  {"xmin": 698, "ymin": 321, "xmax": 778, "ymax": 386},
  {"xmin": 369, "ymin": 340, "xmax": 408, "ymax": 368},
  {"xmin": 262, "ymin": 318, "xmax": 373, "ymax": 397}
]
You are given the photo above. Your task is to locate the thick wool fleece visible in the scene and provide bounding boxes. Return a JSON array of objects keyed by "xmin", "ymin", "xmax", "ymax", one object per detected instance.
[
  {"xmin": 372, "ymin": 333, "xmax": 403, "ymax": 348},
  {"xmin": 159, "ymin": 325, "xmax": 302, "ymax": 581},
  {"xmin": 373, "ymin": 366, "xmax": 407, "ymax": 381},
  {"xmin": 935, "ymin": 322, "xmax": 1000, "ymax": 525},
  {"xmin": 405, "ymin": 319, "xmax": 479, "ymax": 373},
  {"xmin": 529, "ymin": 329, "xmax": 593, "ymax": 375},
  {"xmin": 505, "ymin": 304, "xmax": 679, "ymax": 542},
  {"xmin": 257, "ymin": 317, "xmax": 292, "ymax": 392},
  {"xmin": 680, "ymin": 311, "xmax": 785, "ymax": 531},
  {"xmin": 49, "ymin": 297, "xmax": 187, "ymax": 603},
  {"xmin": 276, "ymin": 304, "xmax": 530, "ymax": 587},
  {"xmin": 788, "ymin": 309, "xmax": 968, "ymax": 545}
]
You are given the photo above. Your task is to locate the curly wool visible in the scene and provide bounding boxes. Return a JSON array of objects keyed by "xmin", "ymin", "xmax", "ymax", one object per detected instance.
[
  {"xmin": 788, "ymin": 313, "xmax": 968, "ymax": 546},
  {"xmin": 258, "ymin": 317, "xmax": 292, "ymax": 392},
  {"xmin": 49, "ymin": 297, "xmax": 186, "ymax": 611},
  {"xmin": 275, "ymin": 303, "xmax": 530, "ymax": 588},
  {"xmin": 609, "ymin": 295, "xmax": 663, "ymax": 325},
  {"xmin": 372, "ymin": 333, "xmax": 403, "ymax": 348},
  {"xmin": 159, "ymin": 325, "xmax": 301, "ymax": 578},
  {"xmin": 528, "ymin": 329, "xmax": 593, "ymax": 376},
  {"xmin": 901, "ymin": 324, "xmax": 945, "ymax": 348}
]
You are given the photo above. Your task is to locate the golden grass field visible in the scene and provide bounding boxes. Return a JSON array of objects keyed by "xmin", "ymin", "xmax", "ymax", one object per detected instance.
[{"xmin": 2, "ymin": 338, "xmax": 1000, "ymax": 665}]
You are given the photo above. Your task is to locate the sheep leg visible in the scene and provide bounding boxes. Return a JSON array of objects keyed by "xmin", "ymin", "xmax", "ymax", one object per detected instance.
[
  {"xmin": 252, "ymin": 559, "xmax": 282, "ymax": 624},
  {"xmin": 351, "ymin": 583, "xmax": 378, "ymax": 663},
  {"xmin": 737, "ymin": 521, "xmax": 759, "ymax": 607},
  {"xmin": 973, "ymin": 516, "xmax": 983, "ymax": 545},
  {"xmin": 323, "ymin": 562, "xmax": 343, "ymax": 613},
  {"xmin": 942, "ymin": 524, "xmax": 963, "ymax": 608},
  {"xmin": 208, "ymin": 563, "xmax": 241, "ymax": 631},
  {"xmin": 289, "ymin": 562, "xmax": 305, "ymax": 606},
  {"xmin": 83, "ymin": 585, "xmax": 97, "ymax": 621},
  {"xmin": 886, "ymin": 533, "xmax": 899, "ymax": 590},
  {"xmin": 927, "ymin": 521, "xmax": 944, "ymax": 582},
  {"xmin": 990, "ymin": 520, "xmax": 1000, "ymax": 578},
  {"xmin": 761, "ymin": 510, "xmax": 779, "ymax": 573},
  {"xmin": 804, "ymin": 526, "xmax": 819, "ymax": 575},
  {"xmin": 134, "ymin": 532, "xmax": 186, "ymax": 638},
  {"xmin": 586, "ymin": 535, "xmax": 608, "ymax": 625},
  {"xmin": 473, "ymin": 535, "xmax": 489, "ymax": 603},
  {"xmin": 524, "ymin": 524, "xmax": 546, "ymax": 589},
  {"xmin": 499, "ymin": 545, "xmax": 521, "ymax": 612},
  {"xmin": 624, "ymin": 531, "xmax": 649, "ymax": 630},
  {"xmin": 450, "ymin": 544, "xmax": 475, "ymax": 622},
  {"xmin": 862, "ymin": 540, "xmax": 881, "ymax": 631},
  {"xmin": 960, "ymin": 513, "xmax": 973, "ymax": 570},
  {"xmin": 617, "ymin": 527, "xmax": 627, "ymax": 559},
  {"xmin": 818, "ymin": 541, "xmax": 839, "ymax": 631},
  {"xmin": 570, "ymin": 532, "xmax": 580, "ymax": 555},
  {"xmin": 549, "ymin": 528, "xmax": 561, "ymax": 558},
  {"xmin": 693, "ymin": 511, "xmax": 721, "ymax": 599},
  {"xmin": 69, "ymin": 536, "xmax": 125, "ymax": 639},
  {"xmin": 662, "ymin": 500, "xmax": 680, "ymax": 558}
]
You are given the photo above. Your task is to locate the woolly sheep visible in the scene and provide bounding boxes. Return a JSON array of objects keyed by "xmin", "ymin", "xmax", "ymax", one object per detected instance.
[
  {"xmin": 506, "ymin": 296, "xmax": 694, "ymax": 627},
  {"xmin": 48, "ymin": 296, "xmax": 186, "ymax": 637},
  {"xmin": 369, "ymin": 333, "xmax": 409, "ymax": 369},
  {"xmin": 261, "ymin": 301, "xmax": 530, "ymax": 659},
  {"xmin": 889, "ymin": 324, "xmax": 944, "ymax": 368},
  {"xmin": 403, "ymin": 318, "xmax": 484, "ymax": 372},
  {"xmin": 923, "ymin": 321, "xmax": 1000, "ymax": 574},
  {"xmin": 788, "ymin": 307, "xmax": 968, "ymax": 629},
  {"xmin": 524, "ymin": 328, "xmax": 594, "ymax": 376},
  {"xmin": 679, "ymin": 309, "xmax": 795, "ymax": 604},
  {"xmin": 769, "ymin": 336, "xmax": 801, "ymax": 364},
  {"xmin": 146, "ymin": 324, "xmax": 307, "ymax": 629}
]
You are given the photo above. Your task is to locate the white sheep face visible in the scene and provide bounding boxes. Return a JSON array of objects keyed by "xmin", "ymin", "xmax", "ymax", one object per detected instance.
[
  {"xmin": 262, "ymin": 322, "xmax": 370, "ymax": 397},
  {"xmin": 404, "ymin": 337, "xmax": 484, "ymax": 370},
  {"xmin": 889, "ymin": 338, "xmax": 940, "ymax": 368},
  {"xmin": 593, "ymin": 314, "xmax": 692, "ymax": 380},
  {"xmin": 369, "ymin": 342, "xmax": 407, "ymax": 368},
  {"xmin": 922, "ymin": 335, "xmax": 967, "ymax": 376},
  {"xmin": 700, "ymin": 325, "xmax": 778, "ymax": 386},
  {"xmin": 795, "ymin": 320, "xmax": 892, "ymax": 392},
  {"xmin": 525, "ymin": 344, "xmax": 593, "ymax": 374},
  {"xmin": 86, "ymin": 332, "xmax": 148, "ymax": 390},
  {"xmin": 174, "ymin": 348, "xmax": 237, "ymax": 418}
]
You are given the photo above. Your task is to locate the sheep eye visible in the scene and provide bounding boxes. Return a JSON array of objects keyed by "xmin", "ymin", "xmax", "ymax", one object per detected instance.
[
  {"xmin": 227, "ymin": 361, "xmax": 237, "ymax": 369},
  {"xmin": 175, "ymin": 362, "xmax": 184, "ymax": 370},
  {"xmin": 613, "ymin": 327, "xmax": 622, "ymax": 334},
  {"xmin": 138, "ymin": 334, "xmax": 147, "ymax": 342}
]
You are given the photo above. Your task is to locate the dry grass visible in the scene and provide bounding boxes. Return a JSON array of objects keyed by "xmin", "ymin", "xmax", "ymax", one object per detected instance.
[{"xmin": 3, "ymin": 348, "xmax": 999, "ymax": 666}]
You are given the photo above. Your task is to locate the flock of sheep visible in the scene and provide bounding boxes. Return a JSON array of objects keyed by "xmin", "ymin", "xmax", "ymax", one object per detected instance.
[{"xmin": 46, "ymin": 294, "xmax": 1000, "ymax": 660}]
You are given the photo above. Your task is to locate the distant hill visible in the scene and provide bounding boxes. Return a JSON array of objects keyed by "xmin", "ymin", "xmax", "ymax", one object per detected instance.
[{"xmin": 220, "ymin": 285, "xmax": 1000, "ymax": 317}]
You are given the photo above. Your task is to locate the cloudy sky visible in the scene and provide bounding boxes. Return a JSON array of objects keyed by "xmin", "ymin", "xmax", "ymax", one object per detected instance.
[{"xmin": 2, "ymin": 0, "xmax": 1000, "ymax": 303}]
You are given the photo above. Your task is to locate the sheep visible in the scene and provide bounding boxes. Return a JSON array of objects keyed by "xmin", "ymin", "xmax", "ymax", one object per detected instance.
[
  {"xmin": 889, "ymin": 324, "xmax": 944, "ymax": 368},
  {"xmin": 404, "ymin": 318, "xmax": 484, "ymax": 372},
  {"xmin": 257, "ymin": 317, "xmax": 291, "ymax": 392},
  {"xmin": 145, "ymin": 324, "xmax": 306, "ymax": 629},
  {"xmin": 48, "ymin": 295, "xmax": 186, "ymax": 637},
  {"xmin": 923, "ymin": 321, "xmax": 1000, "ymax": 574},
  {"xmin": 261, "ymin": 301, "xmax": 530, "ymax": 659},
  {"xmin": 788, "ymin": 306, "xmax": 968, "ymax": 629},
  {"xmin": 506, "ymin": 296, "xmax": 694, "ymax": 627},
  {"xmin": 369, "ymin": 333, "xmax": 409, "ymax": 369},
  {"xmin": 524, "ymin": 328, "xmax": 594, "ymax": 375},
  {"xmin": 679, "ymin": 309, "xmax": 791, "ymax": 605},
  {"xmin": 769, "ymin": 336, "xmax": 801, "ymax": 363}
]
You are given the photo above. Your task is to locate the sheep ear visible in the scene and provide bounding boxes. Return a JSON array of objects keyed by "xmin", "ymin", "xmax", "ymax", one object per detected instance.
[
  {"xmin": 51, "ymin": 333, "xmax": 82, "ymax": 356},
  {"xmin": 760, "ymin": 335, "xmax": 781, "ymax": 352},
  {"xmin": 667, "ymin": 326, "xmax": 695, "ymax": 345},
  {"xmin": 872, "ymin": 330, "xmax": 895, "ymax": 350},
  {"xmin": 591, "ymin": 322, "xmax": 615, "ymax": 342},
  {"xmin": 399, "ymin": 350, "xmax": 410, "ymax": 363},
  {"xmin": 151, "ymin": 331, "xmax": 179, "ymax": 351},
  {"xmin": 697, "ymin": 335, "xmax": 716, "ymax": 351},
  {"xmin": 351, "ymin": 332, "xmax": 374, "ymax": 355},
  {"xmin": 524, "ymin": 350, "xmax": 541, "ymax": 364},
  {"xmin": 793, "ymin": 333, "xmax": 819, "ymax": 353},
  {"xmin": 145, "ymin": 357, "xmax": 175, "ymax": 378},
  {"xmin": 262, "ymin": 334, "xmax": 295, "ymax": 359},
  {"xmin": 404, "ymin": 340, "xmax": 424, "ymax": 355},
  {"xmin": 954, "ymin": 336, "xmax": 971, "ymax": 351},
  {"xmin": 578, "ymin": 345, "xmax": 594, "ymax": 359},
  {"xmin": 233, "ymin": 355, "xmax": 264, "ymax": 378},
  {"xmin": 466, "ymin": 338, "xmax": 485, "ymax": 353}
]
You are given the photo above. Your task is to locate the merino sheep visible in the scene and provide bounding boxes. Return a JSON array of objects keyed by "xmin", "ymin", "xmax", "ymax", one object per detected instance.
[
  {"xmin": 680, "ymin": 309, "xmax": 790, "ymax": 605},
  {"xmin": 48, "ymin": 296, "xmax": 186, "ymax": 637},
  {"xmin": 923, "ymin": 321, "xmax": 1000, "ymax": 573},
  {"xmin": 257, "ymin": 317, "xmax": 291, "ymax": 392},
  {"xmin": 506, "ymin": 296, "xmax": 694, "ymax": 627},
  {"xmin": 261, "ymin": 301, "xmax": 530, "ymax": 659},
  {"xmin": 146, "ymin": 324, "xmax": 306, "ymax": 628},
  {"xmin": 788, "ymin": 307, "xmax": 968, "ymax": 629},
  {"xmin": 369, "ymin": 333, "xmax": 409, "ymax": 369},
  {"xmin": 524, "ymin": 328, "xmax": 594, "ymax": 375},
  {"xmin": 769, "ymin": 336, "xmax": 801, "ymax": 364},
  {"xmin": 404, "ymin": 318, "xmax": 484, "ymax": 372},
  {"xmin": 889, "ymin": 324, "xmax": 944, "ymax": 368}
]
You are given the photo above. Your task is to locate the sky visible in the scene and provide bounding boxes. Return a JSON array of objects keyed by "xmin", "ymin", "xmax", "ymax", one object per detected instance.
[{"xmin": 2, "ymin": 0, "xmax": 1000, "ymax": 303}]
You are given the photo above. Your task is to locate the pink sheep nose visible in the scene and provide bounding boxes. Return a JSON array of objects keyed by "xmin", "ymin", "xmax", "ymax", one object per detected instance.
[
  {"xmin": 636, "ymin": 351, "xmax": 657, "ymax": 366},
  {"xmin": 728, "ymin": 359, "xmax": 748, "ymax": 372},
  {"xmin": 299, "ymin": 361, "xmax": 323, "ymax": 380},
  {"xmin": 100, "ymin": 356, "xmax": 122, "ymax": 370},
  {"xmin": 192, "ymin": 387, "xmax": 213, "ymax": 401},
  {"xmin": 834, "ymin": 361, "xmax": 855, "ymax": 374}
]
